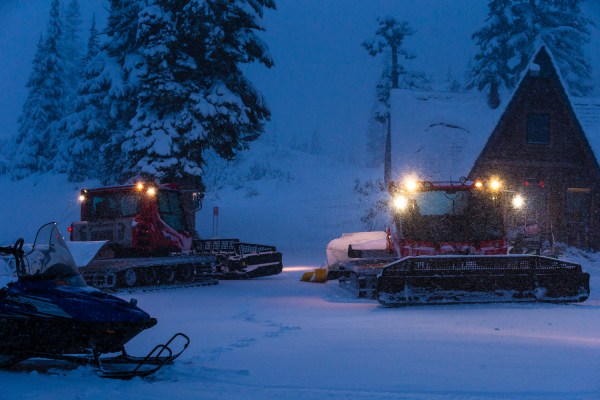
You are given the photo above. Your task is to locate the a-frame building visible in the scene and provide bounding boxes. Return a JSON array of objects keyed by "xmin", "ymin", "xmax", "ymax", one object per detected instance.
[{"xmin": 469, "ymin": 46, "xmax": 600, "ymax": 249}]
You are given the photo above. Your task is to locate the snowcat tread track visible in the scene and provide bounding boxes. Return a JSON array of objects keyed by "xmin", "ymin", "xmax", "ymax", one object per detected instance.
[
  {"xmin": 376, "ymin": 255, "xmax": 590, "ymax": 306},
  {"xmin": 110, "ymin": 279, "xmax": 219, "ymax": 294},
  {"xmin": 221, "ymin": 251, "xmax": 283, "ymax": 279},
  {"xmin": 80, "ymin": 255, "xmax": 217, "ymax": 290},
  {"xmin": 194, "ymin": 238, "xmax": 283, "ymax": 279}
]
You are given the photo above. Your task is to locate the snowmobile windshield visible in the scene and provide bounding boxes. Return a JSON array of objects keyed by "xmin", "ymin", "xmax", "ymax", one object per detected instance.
[
  {"xmin": 23, "ymin": 223, "xmax": 85, "ymax": 286},
  {"xmin": 399, "ymin": 190, "xmax": 504, "ymax": 243}
]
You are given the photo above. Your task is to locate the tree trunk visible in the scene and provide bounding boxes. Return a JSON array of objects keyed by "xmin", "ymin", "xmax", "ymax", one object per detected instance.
[{"xmin": 384, "ymin": 116, "xmax": 392, "ymax": 184}]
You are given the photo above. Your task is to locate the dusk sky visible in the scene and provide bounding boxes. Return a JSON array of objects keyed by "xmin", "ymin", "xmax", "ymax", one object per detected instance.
[{"xmin": 1, "ymin": 1, "xmax": 599, "ymax": 153}]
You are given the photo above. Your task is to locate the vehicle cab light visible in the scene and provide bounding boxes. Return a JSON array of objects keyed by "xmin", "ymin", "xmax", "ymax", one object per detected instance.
[
  {"xmin": 489, "ymin": 179, "xmax": 502, "ymax": 191},
  {"xmin": 404, "ymin": 179, "xmax": 419, "ymax": 192}
]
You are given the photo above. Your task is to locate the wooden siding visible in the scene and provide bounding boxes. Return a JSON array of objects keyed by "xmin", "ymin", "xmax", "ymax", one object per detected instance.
[{"xmin": 469, "ymin": 47, "xmax": 600, "ymax": 249}]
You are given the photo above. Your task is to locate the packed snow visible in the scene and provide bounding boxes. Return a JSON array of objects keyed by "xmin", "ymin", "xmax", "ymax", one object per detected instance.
[
  {"xmin": 0, "ymin": 150, "xmax": 599, "ymax": 399},
  {"xmin": 1, "ymin": 2, "xmax": 600, "ymax": 399}
]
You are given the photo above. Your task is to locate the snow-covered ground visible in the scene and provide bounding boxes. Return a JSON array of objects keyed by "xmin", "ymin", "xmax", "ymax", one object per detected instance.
[
  {"xmin": 1, "ymin": 150, "xmax": 600, "ymax": 399},
  {"xmin": 4, "ymin": 264, "xmax": 600, "ymax": 400}
]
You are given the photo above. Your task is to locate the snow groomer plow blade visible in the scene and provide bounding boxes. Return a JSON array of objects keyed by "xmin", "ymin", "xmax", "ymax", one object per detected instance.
[{"xmin": 377, "ymin": 255, "xmax": 590, "ymax": 306}]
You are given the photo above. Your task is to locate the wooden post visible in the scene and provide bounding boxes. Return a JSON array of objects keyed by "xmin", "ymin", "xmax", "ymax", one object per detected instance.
[{"xmin": 212, "ymin": 207, "xmax": 219, "ymax": 237}]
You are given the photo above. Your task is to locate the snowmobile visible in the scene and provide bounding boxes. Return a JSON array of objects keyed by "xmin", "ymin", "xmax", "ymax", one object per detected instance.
[{"xmin": 0, "ymin": 222, "xmax": 189, "ymax": 379}]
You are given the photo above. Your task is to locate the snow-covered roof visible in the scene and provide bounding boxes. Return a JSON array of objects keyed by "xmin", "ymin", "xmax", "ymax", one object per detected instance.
[
  {"xmin": 390, "ymin": 48, "xmax": 600, "ymax": 182},
  {"xmin": 389, "ymin": 89, "xmax": 504, "ymax": 181},
  {"xmin": 572, "ymin": 99, "xmax": 600, "ymax": 153}
]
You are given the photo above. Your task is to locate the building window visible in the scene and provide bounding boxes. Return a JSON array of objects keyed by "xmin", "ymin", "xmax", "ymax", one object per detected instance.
[{"xmin": 526, "ymin": 113, "xmax": 550, "ymax": 144}]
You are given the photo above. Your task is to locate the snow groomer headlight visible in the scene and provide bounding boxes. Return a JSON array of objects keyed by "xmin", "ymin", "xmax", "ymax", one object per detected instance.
[
  {"xmin": 393, "ymin": 194, "xmax": 409, "ymax": 211},
  {"xmin": 512, "ymin": 194, "xmax": 525, "ymax": 209},
  {"xmin": 488, "ymin": 177, "xmax": 502, "ymax": 191}
]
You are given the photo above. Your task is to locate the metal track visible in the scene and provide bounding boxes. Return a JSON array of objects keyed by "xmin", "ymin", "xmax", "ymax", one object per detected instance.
[
  {"xmin": 336, "ymin": 255, "xmax": 590, "ymax": 305},
  {"xmin": 377, "ymin": 255, "xmax": 590, "ymax": 306},
  {"xmin": 80, "ymin": 255, "xmax": 217, "ymax": 291}
]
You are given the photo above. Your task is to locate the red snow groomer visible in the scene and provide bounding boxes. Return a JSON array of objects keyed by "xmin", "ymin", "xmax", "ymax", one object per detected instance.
[
  {"xmin": 70, "ymin": 182, "xmax": 283, "ymax": 290},
  {"xmin": 328, "ymin": 177, "xmax": 589, "ymax": 305}
]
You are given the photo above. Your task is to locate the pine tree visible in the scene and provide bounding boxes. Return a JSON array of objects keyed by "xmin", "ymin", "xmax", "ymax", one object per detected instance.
[
  {"xmin": 122, "ymin": 1, "xmax": 193, "ymax": 185},
  {"xmin": 98, "ymin": 0, "xmax": 143, "ymax": 184},
  {"xmin": 56, "ymin": 0, "xmax": 141, "ymax": 184},
  {"xmin": 363, "ymin": 17, "xmax": 416, "ymax": 90},
  {"xmin": 122, "ymin": 0, "xmax": 276, "ymax": 189},
  {"xmin": 532, "ymin": 0, "xmax": 592, "ymax": 96},
  {"xmin": 12, "ymin": 0, "xmax": 66, "ymax": 179},
  {"xmin": 198, "ymin": 0, "xmax": 276, "ymax": 162},
  {"xmin": 52, "ymin": 0, "xmax": 85, "ymax": 174},
  {"xmin": 470, "ymin": 0, "xmax": 594, "ymax": 104},
  {"xmin": 62, "ymin": 15, "xmax": 106, "ymax": 181},
  {"xmin": 62, "ymin": 0, "xmax": 84, "ymax": 109},
  {"xmin": 467, "ymin": 0, "xmax": 516, "ymax": 108},
  {"xmin": 362, "ymin": 17, "xmax": 424, "ymax": 179},
  {"xmin": 11, "ymin": 36, "xmax": 48, "ymax": 180}
]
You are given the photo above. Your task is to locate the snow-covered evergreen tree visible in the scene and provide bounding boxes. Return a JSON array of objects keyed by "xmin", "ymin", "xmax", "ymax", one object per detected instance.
[
  {"xmin": 362, "ymin": 17, "xmax": 427, "ymax": 173},
  {"xmin": 122, "ymin": 1, "xmax": 195, "ymax": 185},
  {"xmin": 62, "ymin": 0, "xmax": 84, "ymax": 109},
  {"xmin": 198, "ymin": 0, "xmax": 276, "ymax": 162},
  {"xmin": 11, "ymin": 36, "xmax": 48, "ymax": 180},
  {"xmin": 122, "ymin": 0, "xmax": 275, "ymax": 188},
  {"xmin": 512, "ymin": 0, "xmax": 593, "ymax": 96},
  {"xmin": 12, "ymin": 0, "xmax": 66, "ymax": 179},
  {"xmin": 363, "ymin": 17, "xmax": 416, "ymax": 90},
  {"xmin": 61, "ymin": 15, "xmax": 106, "ymax": 181},
  {"xmin": 57, "ymin": 0, "xmax": 142, "ymax": 183},
  {"xmin": 98, "ymin": 0, "xmax": 143, "ymax": 184},
  {"xmin": 51, "ymin": 0, "xmax": 86, "ymax": 174},
  {"xmin": 470, "ymin": 0, "xmax": 594, "ymax": 105},
  {"xmin": 467, "ymin": 0, "xmax": 516, "ymax": 108}
]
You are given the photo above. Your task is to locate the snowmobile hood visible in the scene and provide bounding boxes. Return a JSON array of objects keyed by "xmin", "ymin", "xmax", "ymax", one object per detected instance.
[{"xmin": 7, "ymin": 279, "xmax": 153, "ymax": 324}]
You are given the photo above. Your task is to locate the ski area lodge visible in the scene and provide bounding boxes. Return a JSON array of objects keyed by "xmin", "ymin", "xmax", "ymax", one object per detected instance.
[{"xmin": 390, "ymin": 46, "xmax": 600, "ymax": 249}]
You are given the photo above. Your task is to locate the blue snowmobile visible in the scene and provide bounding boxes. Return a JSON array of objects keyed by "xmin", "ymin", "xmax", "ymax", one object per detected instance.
[{"xmin": 0, "ymin": 222, "xmax": 189, "ymax": 379}]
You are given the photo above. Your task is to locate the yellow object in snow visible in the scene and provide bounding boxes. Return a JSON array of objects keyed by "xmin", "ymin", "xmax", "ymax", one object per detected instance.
[{"xmin": 300, "ymin": 268, "xmax": 328, "ymax": 283}]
